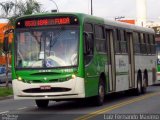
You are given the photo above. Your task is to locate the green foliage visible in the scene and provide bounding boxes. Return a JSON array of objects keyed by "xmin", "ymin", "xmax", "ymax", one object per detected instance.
[
  {"xmin": 0, "ymin": 87, "xmax": 13, "ymax": 97},
  {"xmin": 0, "ymin": 0, "xmax": 44, "ymax": 26},
  {"xmin": 16, "ymin": 0, "xmax": 41, "ymax": 16},
  {"xmin": 0, "ymin": 1, "xmax": 14, "ymax": 17}
]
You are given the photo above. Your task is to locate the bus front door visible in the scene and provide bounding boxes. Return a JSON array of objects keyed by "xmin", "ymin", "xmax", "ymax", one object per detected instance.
[
  {"xmin": 106, "ymin": 29, "xmax": 116, "ymax": 92},
  {"xmin": 127, "ymin": 32, "xmax": 135, "ymax": 88}
]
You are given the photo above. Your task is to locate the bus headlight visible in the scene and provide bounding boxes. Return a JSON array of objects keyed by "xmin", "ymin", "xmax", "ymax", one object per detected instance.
[
  {"xmin": 17, "ymin": 77, "xmax": 22, "ymax": 81},
  {"xmin": 72, "ymin": 74, "xmax": 77, "ymax": 79}
]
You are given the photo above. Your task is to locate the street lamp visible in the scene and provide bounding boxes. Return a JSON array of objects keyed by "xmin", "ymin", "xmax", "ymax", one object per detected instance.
[
  {"xmin": 50, "ymin": 0, "xmax": 59, "ymax": 12},
  {"xmin": 91, "ymin": 0, "xmax": 93, "ymax": 15}
]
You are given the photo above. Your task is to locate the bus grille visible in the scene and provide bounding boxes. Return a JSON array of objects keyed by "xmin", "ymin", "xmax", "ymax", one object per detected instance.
[
  {"xmin": 22, "ymin": 78, "xmax": 70, "ymax": 83},
  {"xmin": 23, "ymin": 87, "xmax": 71, "ymax": 93}
]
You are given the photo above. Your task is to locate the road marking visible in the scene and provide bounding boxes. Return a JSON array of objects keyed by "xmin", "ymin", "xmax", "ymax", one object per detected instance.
[
  {"xmin": 17, "ymin": 107, "xmax": 27, "ymax": 110},
  {"xmin": 75, "ymin": 92, "xmax": 160, "ymax": 120},
  {"xmin": 0, "ymin": 111, "xmax": 9, "ymax": 114}
]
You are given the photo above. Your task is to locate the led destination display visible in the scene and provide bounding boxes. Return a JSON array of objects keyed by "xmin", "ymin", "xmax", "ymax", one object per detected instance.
[{"xmin": 16, "ymin": 16, "xmax": 79, "ymax": 28}]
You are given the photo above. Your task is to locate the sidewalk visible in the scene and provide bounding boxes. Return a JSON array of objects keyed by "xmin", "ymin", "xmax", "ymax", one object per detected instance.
[
  {"xmin": 0, "ymin": 95, "xmax": 13, "ymax": 100},
  {"xmin": 0, "ymin": 83, "xmax": 12, "ymax": 87}
]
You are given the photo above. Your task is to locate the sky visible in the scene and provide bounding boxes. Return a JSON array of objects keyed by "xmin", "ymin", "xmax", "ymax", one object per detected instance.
[{"xmin": 0, "ymin": 0, "xmax": 160, "ymax": 22}]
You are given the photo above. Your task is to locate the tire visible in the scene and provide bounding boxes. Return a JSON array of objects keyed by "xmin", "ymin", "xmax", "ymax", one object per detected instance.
[
  {"xmin": 142, "ymin": 75, "xmax": 147, "ymax": 94},
  {"xmin": 35, "ymin": 100, "xmax": 49, "ymax": 108},
  {"xmin": 136, "ymin": 75, "xmax": 142, "ymax": 95},
  {"xmin": 95, "ymin": 78, "xmax": 105, "ymax": 106}
]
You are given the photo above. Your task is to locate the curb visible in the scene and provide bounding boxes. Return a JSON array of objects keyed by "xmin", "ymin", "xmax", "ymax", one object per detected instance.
[{"xmin": 0, "ymin": 95, "xmax": 13, "ymax": 100}]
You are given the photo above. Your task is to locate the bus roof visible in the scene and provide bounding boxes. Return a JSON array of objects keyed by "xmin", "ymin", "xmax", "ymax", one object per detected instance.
[{"xmin": 16, "ymin": 12, "xmax": 155, "ymax": 34}]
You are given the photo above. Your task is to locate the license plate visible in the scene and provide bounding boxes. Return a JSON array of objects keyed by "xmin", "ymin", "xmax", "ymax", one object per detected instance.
[{"xmin": 40, "ymin": 85, "xmax": 51, "ymax": 90}]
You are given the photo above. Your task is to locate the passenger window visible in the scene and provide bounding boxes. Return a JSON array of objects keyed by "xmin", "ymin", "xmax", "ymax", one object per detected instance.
[
  {"xmin": 84, "ymin": 23, "xmax": 94, "ymax": 65},
  {"xmin": 84, "ymin": 24, "xmax": 93, "ymax": 33},
  {"xmin": 134, "ymin": 32, "xmax": 141, "ymax": 54},
  {"xmin": 114, "ymin": 29, "xmax": 121, "ymax": 53},
  {"xmin": 150, "ymin": 35, "xmax": 156, "ymax": 54},
  {"xmin": 120, "ymin": 30, "xmax": 127, "ymax": 53},
  {"xmin": 140, "ymin": 33, "xmax": 147, "ymax": 54},
  {"xmin": 146, "ymin": 34, "xmax": 151, "ymax": 54},
  {"xmin": 95, "ymin": 25, "xmax": 106, "ymax": 53}
]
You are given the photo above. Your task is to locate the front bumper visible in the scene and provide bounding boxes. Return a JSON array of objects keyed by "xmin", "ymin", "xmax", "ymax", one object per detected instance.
[{"xmin": 13, "ymin": 77, "xmax": 85, "ymax": 100}]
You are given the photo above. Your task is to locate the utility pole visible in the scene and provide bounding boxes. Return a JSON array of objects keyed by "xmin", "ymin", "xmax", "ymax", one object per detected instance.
[
  {"xmin": 136, "ymin": 0, "xmax": 147, "ymax": 27},
  {"xmin": 14, "ymin": 0, "xmax": 17, "ymax": 15},
  {"xmin": 91, "ymin": 0, "xmax": 93, "ymax": 15}
]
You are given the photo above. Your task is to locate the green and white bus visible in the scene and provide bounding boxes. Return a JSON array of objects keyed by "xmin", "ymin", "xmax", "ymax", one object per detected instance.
[
  {"xmin": 156, "ymin": 37, "xmax": 160, "ymax": 80},
  {"xmin": 152, "ymin": 26, "xmax": 160, "ymax": 81},
  {"xmin": 4, "ymin": 13, "xmax": 157, "ymax": 108}
]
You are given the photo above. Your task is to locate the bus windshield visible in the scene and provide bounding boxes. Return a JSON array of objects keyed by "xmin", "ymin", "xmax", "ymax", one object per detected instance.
[{"xmin": 16, "ymin": 26, "xmax": 79, "ymax": 68}]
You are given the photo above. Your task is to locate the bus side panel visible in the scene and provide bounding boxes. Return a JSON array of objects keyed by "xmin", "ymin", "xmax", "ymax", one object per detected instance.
[
  {"xmin": 115, "ymin": 55, "xmax": 129, "ymax": 92},
  {"xmin": 134, "ymin": 55, "xmax": 156, "ymax": 87},
  {"xmin": 84, "ymin": 54, "xmax": 107, "ymax": 97},
  {"xmin": 157, "ymin": 55, "xmax": 160, "ymax": 80}
]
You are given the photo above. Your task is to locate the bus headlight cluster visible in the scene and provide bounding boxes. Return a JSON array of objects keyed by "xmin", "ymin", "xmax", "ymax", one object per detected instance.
[
  {"xmin": 72, "ymin": 74, "xmax": 77, "ymax": 79},
  {"xmin": 17, "ymin": 77, "xmax": 22, "ymax": 81}
]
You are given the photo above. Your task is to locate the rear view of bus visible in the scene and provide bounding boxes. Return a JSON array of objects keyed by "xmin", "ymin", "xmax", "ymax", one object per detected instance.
[{"xmin": 12, "ymin": 14, "xmax": 85, "ymax": 108}]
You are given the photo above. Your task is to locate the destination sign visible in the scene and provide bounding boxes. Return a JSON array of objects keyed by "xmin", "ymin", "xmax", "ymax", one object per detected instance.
[{"xmin": 16, "ymin": 16, "xmax": 79, "ymax": 28}]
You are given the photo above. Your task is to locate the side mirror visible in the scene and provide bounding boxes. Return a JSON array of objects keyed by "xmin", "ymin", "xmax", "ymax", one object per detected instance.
[
  {"xmin": 83, "ymin": 32, "xmax": 89, "ymax": 55},
  {"xmin": 83, "ymin": 32, "xmax": 93, "ymax": 56},
  {"xmin": 3, "ymin": 37, "xmax": 9, "ymax": 53}
]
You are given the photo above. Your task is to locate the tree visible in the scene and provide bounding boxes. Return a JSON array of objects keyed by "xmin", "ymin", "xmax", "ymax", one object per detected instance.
[
  {"xmin": 0, "ymin": 0, "xmax": 43, "ymax": 26},
  {"xmin": 0, "ymin": 1, "xmax": 14, "ymax": 87},
  {"xmin": 0, "ymin": 1, "xmax": 15, "ymax": 18},
  {"xmin": 16, "ymin": 0, "xmax": 41, "ymax": 16},
  {"xmin": 0, "ymin": 0, "xmax": 43, "ymax": 87}
]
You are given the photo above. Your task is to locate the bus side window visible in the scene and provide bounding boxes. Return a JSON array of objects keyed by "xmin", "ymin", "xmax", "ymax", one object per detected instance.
[
  {"xmin": 133, "ymin": 32, "xmax": 140, "ymax": 54},
  {"xmin": 120, "ymin": 30, "xmax": 127, "ymax": 53},
  {"xmin": 144, "ymin": 34, "xmax": 148, "ymax": 54},
  {"xmin": 150, "ymin": 34, "xmax": 156, "ymax": 54},
  {"xmin": 146, "ymin": 34, "xmax": 151, "ymax": 54},
  {"xmin": 114, "ymin": 29, "xmax": 121, "ymax": 53},
  {"xmin": 95, "ymin": 25, "xmax": 106, "ymax": 53},
  {"xmin": 153, "ymin": 35, "xmax": 156, "ymax": 54},
  {"xmin": 140, "ymin": 33, "xmax": 147, "ymax": 54},
  {"xmin": 84, "ymin": 23, "xmax": 94, "ymax": 65}
]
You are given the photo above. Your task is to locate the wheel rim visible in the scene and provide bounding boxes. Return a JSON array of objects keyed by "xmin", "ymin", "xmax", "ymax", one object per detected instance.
[
  {"xmin": 137, "ymin": 80, "xmax": 141, "ymax": 93},
  {"xmin": 143, "ymin": 78, "xmax": 147, "ymax": 88}
]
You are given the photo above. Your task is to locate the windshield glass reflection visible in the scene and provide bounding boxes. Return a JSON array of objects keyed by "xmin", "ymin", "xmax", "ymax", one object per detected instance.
[{"xmin": 16, "ymin": 27, "xmax": 79, "ymax": 68}]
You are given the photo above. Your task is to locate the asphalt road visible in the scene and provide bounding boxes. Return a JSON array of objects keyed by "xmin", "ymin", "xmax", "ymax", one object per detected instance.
[{"xmin": 0, "ymin": 84, "xmax": 160, "ymax": 120}]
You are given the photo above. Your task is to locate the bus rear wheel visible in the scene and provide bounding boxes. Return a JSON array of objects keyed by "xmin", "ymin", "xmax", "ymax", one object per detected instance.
[
  {"xmin": 136, "ymin": 75, "xmax": 142, "ymax": 95},
  {"xmin": 95, "ymin": 78, "xmax": 105, "ymax": 106},
  {"xmin": 142, "ymin": 75, "xmax": 147, "ymax": 94},
  {"xmin": 35, "ymin": 100, "xmax": 49, "ymax": 108}
]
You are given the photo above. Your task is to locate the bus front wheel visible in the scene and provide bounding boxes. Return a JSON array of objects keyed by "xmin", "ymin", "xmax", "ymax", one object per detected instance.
[
  {"xmin": 35, "ymin": 100, "xmax": 49, "ymax": 108},
  {"xmin": 95, "ymin": 78, "xmax": 105, "ymax": 106}
]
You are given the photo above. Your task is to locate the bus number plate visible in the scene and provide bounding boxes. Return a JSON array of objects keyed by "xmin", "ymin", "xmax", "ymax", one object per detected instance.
[{"xmin": 40, "ymin": 85, "xmax": 51, "ymax": 90}]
